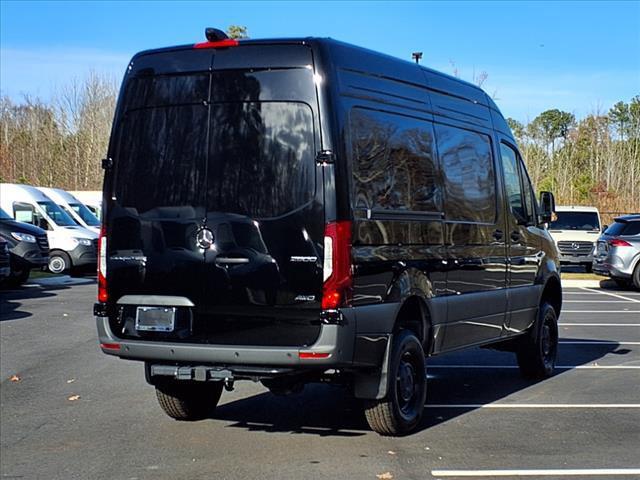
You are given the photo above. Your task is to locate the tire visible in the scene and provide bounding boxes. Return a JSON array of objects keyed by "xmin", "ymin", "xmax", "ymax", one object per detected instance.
[
  {"xmin": 364, "ymin": 330, "xmax": 427, "ymax": 436},
  {"xmin": 633, "ymin": 264, "xmax": 640, "ymax": 291},
  {"xmin": 4, "ymin": 268, "xmax": 30, "ymax": 287},
  {"xmin": 48, "ymin": 251, "xmax": 71, "ymax": 274},
  {"xmin": 155, "ymin": 381, "xmax": 224, "ymax": 421},
  {"xmin": 612, "ymin": 277, "xmax": 630, "ymax": 289},
  {"xmin": 517, "ymin": 302, "xmax": 558, "ymax": 379},
  {"xmin": 584, "ymin": 263, "xmax": 593, "ymax": 273}
]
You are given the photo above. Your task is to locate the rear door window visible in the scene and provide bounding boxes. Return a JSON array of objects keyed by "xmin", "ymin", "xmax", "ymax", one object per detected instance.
[{"xmin": 207, "ymin": 102, "xmax": 315, "ymax": 218}]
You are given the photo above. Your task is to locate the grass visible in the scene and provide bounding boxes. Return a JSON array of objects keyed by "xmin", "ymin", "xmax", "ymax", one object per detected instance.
[{"xmin": 29, "ymin": 270, "xmax": 62, "ymax": 280}]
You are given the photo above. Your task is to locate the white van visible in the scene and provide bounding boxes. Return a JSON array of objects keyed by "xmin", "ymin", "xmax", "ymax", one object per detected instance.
[
  {"xmin": 0, "ymin": 184, "xmax": 97, "ymax": 274},
  {"xmin": 38, "ymin": 187, "xmax": 100, "ymax": 234},
  {"xmin": 68, "ymin": 191, "xmax": 102, "ymax": 219},
  {"xmin": 548, "ymin": 206, "xmax": 602, "ymax": 272}
]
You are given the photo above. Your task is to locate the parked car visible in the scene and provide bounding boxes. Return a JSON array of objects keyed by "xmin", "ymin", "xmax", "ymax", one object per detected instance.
[
  {"xmin": 0, "ymin": 184, "xmax": 97, "ymax": 274},
  {"xmin": 95, "ymin": 30, "xmax": 562, "ymax": 436},
  {"xmin": 593, "ymin": 215, "xmax": 640, "ymax": 289},
  {"xmin": 548, "ymin": 206, "xmax": 602, "ymax": 272},
  {"xmin": 0, "ymin": 207, "xmax": 49, "ymax": 286},
  {"xmin": 38, "ymin": 187, "xmax": 101, "ymax": 234},
  {"xmin": 0, "ymin": 237, "xmax": 10, "ymax": 283}
]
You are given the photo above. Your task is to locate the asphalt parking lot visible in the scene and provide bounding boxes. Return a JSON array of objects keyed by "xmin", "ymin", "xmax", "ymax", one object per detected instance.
[{"xmin": 1, "ymin": 278, "xmax": 639, "ymax": 480}]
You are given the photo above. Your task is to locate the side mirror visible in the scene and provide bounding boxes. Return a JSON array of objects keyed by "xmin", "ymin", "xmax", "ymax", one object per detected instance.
[
  {"xmin": 602, "ymin": 225, "xmax": 608, "ymax": 233},
  {"xmin": 539, "ymin": 191, "xmax": 555, "ymax": 224},
  {"xmin": 38, "ymin": 217, "xmax": 49, "ymax": 231}
]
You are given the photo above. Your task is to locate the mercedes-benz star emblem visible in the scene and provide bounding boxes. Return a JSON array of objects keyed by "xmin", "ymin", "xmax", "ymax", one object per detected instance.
[
  {"xmin": 571, "ymin": 242, "xmax": 579, "ymax": 250},
  {"xmin": 196, "ymin": 228, "xmax": 214, "ymax": 249}
]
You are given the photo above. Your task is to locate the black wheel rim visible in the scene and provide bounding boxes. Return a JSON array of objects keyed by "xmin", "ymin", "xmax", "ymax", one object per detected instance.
[
  {"xmin": 541, "ymin": 313, "xmax": 558, "ymax": 370},
  {"xmin": 395, "ymin": 349, "xmax": 423, "ymax": 420}
]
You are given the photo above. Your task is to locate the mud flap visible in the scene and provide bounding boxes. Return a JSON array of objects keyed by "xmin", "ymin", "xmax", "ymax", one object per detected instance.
[{"xmin": 353, "ymin": 334, "xmax": 393, "ymax": 400}]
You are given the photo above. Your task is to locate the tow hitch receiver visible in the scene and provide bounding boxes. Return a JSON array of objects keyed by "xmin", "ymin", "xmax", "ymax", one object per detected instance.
[{"xmin": 150, "ymin": 365, "xmax": 234, "ymax": 383}]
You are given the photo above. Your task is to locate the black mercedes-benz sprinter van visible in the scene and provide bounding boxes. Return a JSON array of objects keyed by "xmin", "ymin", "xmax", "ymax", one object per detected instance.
[{"xmin": 96, "ymin": 29, "xmax": 561, "ymax": 435}]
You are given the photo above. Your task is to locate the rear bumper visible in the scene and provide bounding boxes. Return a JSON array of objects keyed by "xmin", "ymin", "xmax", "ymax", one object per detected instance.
[{"xmin": 96, "ymin": 310, "xmax": 359, "ymax": 367}]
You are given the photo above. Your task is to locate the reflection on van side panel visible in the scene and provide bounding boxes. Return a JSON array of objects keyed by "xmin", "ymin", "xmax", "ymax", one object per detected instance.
[{"xmin": 96, "ymin": 35, "xmax": 561, "ymax": 436}]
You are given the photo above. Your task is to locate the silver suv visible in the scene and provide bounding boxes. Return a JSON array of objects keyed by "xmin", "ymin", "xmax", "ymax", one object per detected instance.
[{"xmin": 593, "ymin": 215, "xmax": 640, "ymax": 289}]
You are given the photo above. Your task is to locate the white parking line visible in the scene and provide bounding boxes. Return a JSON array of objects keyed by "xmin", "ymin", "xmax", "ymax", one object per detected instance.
[
  {"xmin": 582, "ymin": 287, "xmax": 640, "ymax": 303},
  {"xmin": 559, "ymin": 322, "xmax": 640, "ymax": 326},
  {"xmin": 427, "ymin": 404, "xmax": 640, "ymax": 408},
  {"xmin": 562, "ymin": 310, "xmax": 640, "ymax": 315},
  {"xmin": 565, "ymin": 300, "xmax": 636, "ymax": 303},
  {"xmin": 428, "ymin": 365, "xmax": 640, "ymax": 369},
  {"xmin": 560, "ymin": 340, "xmax": 640, "ymax": 345},
  {"xmin": 431, "ymin": 468, "xmax": 640, "ymax": 477}
]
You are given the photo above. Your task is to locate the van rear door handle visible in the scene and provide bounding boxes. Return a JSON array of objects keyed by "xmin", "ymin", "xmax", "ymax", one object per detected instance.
[{"xmin": 492, "ymin": 229, "xmax": 504, "ymax": 240}]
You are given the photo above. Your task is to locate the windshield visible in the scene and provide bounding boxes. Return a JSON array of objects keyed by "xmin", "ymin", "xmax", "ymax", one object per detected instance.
[
  {"xmin": 37, "ymin": 201, "xmax": 77, "ymax": 227},
  {"xmin": 549, "ymin": 211, "xmax": 600, "ymax": 231},
  {"xmin": 114, "ymin": 71, "xmax": 315, "ymax": 218},
  {"xmin": 0, "ymin": 208, "xmax": 11, "ymax": 220},
  {"xmin": 69, "ymin": 203, "xmax": 100, "ymax": 226}
]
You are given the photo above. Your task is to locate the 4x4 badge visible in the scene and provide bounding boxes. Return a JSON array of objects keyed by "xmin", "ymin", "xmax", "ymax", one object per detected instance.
[{"xmin": 196, "ymin": 228, "xmax": 214, "ymax": 249}]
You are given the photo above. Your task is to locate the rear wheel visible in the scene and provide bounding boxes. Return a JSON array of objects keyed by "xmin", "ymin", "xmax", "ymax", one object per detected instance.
[
  {"xmin": 48, "ymin": 251, "xmax": 71, "ymax": 274},
  {"xmin": 155, "ymin": 381, "xmax": 224, "ymax": 421},
  {"xmin": 633, "ymin": 265, "xmax": 640, "ymax": 290},
  {"xmin": 613, "ymin": 277, "xmax": 630, "ymax": 289},
  {"xmin": 517, "ymin": 302, "xmax": 558, "ymax": 379},
  {"xmin": 364, "ymin": 330, "xmax": 426, "ymax": 436}
]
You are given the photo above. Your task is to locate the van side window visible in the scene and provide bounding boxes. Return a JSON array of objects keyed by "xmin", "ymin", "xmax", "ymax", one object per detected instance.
[
  {"xmin": 518, "ymin": 158, "xmax": 537, "ymax": 224},
  {"xmin": 13, "ymin": 202, "xmax": 35, "ymax": 225},
  {"xmin": 350, "ymin": 108, "xmax": 441, "ymax": 212},
  {"xmin": 435, "ymin": 125, "xmax": 496, "ymax": 223},
  {"xmin": 499, "ymin": 143, "xmax": 526, "ymax": 224}
]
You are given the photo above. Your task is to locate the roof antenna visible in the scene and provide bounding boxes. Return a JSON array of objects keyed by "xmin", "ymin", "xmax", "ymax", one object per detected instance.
[
  {"xmin": 412, "ymin": 52, "xmax": 423, "ymax": 64},
  {"xmin": 205, "ymin": 28, "xmax": 229, "ymax": 42}
]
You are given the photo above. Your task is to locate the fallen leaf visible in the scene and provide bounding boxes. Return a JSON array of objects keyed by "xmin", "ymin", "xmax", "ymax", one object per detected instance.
[
  {"xmin": 68, "ymin": 394, "xmax": 80, "ymax": 401},
  {"xmin": 376, "ymin": 473, "xmax": 393, "ymax": 480},
  {"xmin": 66, "ymin": 378, "xmax": 76, "ymax": 384},
  {"xmin": 387, "ymin": 450, "xmax": 396, "ymax": 455},
  {"xmin": 9, "ymin": 374, "xmax": 21, "ymax": 382}
]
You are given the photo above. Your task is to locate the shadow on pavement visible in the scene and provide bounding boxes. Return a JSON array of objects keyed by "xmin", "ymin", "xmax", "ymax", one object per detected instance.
[
  {"xmin": 211, "ymin": 339, "xmax": 623, "ymax": 436},
  {"xmin": 0, "ymin": 275, "xmax": 96, "ymax": 322}
]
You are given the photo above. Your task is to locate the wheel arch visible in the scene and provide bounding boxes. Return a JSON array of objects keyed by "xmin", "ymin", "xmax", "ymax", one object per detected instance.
[{"xmin": 540, "ymin": 274, "xmax": 562, "ymax": 316}]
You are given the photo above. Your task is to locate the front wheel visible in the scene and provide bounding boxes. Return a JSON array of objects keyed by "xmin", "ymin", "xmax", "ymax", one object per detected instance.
[
  {"xmin": 5, "ymin": 267, "xmax": 30, "ymax": 287},
  {"xmin": 155, "ymin": 381, "xmax": 224, "ymax": 421},
  {"xmin": 633, "ymin": 265, "xmax": 640, "ymax": 291},
  {"xmin": 364, "ymin": 330, "xmax": 427, "ymax": 436},
  {"xmin": 516, "ymin": 302, "xmax": 558, "ymax": 379},
  {"xmin": 48, "ymin": 251, "xmax": 71, "ymax": 274}
]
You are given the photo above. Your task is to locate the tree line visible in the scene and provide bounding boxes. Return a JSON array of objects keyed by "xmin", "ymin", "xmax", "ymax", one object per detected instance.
[{"xmin": 507, "ymin": 97, "xmax": 640, "ymax": 216}]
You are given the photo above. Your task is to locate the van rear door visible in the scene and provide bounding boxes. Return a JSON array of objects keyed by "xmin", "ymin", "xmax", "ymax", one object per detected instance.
[{"xmin": 106, "ymin": 45, "xmax": 326, "ymax": 347}]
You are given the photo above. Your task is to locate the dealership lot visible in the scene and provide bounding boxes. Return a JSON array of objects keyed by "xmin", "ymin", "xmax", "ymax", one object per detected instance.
[{"xmin": 1, "ymin": 279, "xmax": 639, "ymax": 479}]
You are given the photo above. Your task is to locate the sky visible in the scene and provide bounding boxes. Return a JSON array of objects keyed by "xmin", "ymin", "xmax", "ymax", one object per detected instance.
[{"xmin": 1, "ymin": 0, "xmax": 639, "ymax": 122}]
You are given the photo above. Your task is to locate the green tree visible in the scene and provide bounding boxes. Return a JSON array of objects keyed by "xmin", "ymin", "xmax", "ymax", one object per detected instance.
[
  {"xmin": 629, "ymin": 95, "xmax": 640, "ymax": 139},
  {"xmin": 226, "ymin": 25, "xmax": 248, "ymax": 39},
  {"xmin": 506, "ymin": 117, "xmax": 525, "ymax": 141},
  {"xmin": 528, "ymin": 109, "xmax": 575, "ymax": 156},
  {"xmin": 608, "ymin": 101, "xmax": 630, "ymax": 139}
]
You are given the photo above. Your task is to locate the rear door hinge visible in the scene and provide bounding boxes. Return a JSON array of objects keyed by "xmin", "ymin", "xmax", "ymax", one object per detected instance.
[
  {"xmin": 316, "ymin": 150, "xmax": 335, "ymax": 165},
  {"xmin": 101, "ymin": 157, "xmax": 113, "ymax": 170}
]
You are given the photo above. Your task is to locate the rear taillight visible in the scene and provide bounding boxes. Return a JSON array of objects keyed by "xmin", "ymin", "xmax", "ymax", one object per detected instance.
[
  {"xmin": 97, "ymin": 225, "xmax": 107, "ymax": 302},
  {"xmin": 322, "ymin": 221, "xmax": 352, "ymax": 310},
  {"xmin": 609, "ymin": 239, "xmax": 632, "ymax": 247}
]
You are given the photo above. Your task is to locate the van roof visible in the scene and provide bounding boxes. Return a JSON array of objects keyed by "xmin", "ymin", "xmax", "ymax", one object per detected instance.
[
  {"xmin": 555, "ymin": 205, "xmax": 600, "ymax": 213},
  {"xmin": 132, "ymin": 37, "xmax": 489, "ymax": 103},
  {"xmin": 0, "ymin": 183, "xmax": 54, "ymax": 202}
]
